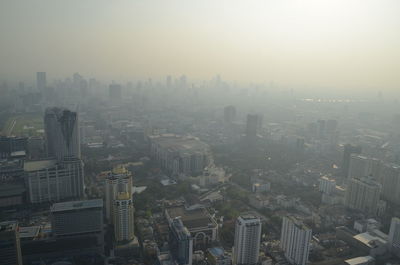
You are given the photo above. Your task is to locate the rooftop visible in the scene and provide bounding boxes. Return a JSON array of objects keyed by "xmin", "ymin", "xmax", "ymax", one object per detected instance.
[
  {"xmin": 166, "ymin": 206, "xmax": 217, "ymax": 230},
  {"xmin": 24, "ymin": 159, "xmax": 57, "ymax": 172},
  {"xmin": 345, "ymin": 256, "xmax": 374, "ymax": 265},
  {"xmin": 0, "ymin": 221, "xmax": 17, "ymax": 232},
  {"xmin": 51, "ymin": 199, "xmax": 103, "ymax": 213},
  {"xmin": 19, "ymin": 226, "xmax": 40, "ymax": 239}
]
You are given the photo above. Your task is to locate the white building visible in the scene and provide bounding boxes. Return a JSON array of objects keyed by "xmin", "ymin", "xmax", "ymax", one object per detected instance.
[
  {"xmin": 345, "ymin": 176, "xmax": 381, "ymax": 216},
  {"xmin": 233, "ymin": 215, "xmax": 261, "ymax": 265},
  {"xmin": 388, "ymin": 217, "xmax": 400, "ymax": 257},
  {"xmin": 114, "ymin": 192, "xmax": 135, "ymax": 242},
  {"xmin": 319, "ymin": 176, "xmax": 336, "ymax": 195},
  {"xmin": 280, "ymin": 216, "xmax": 312, "ymax": 265}
]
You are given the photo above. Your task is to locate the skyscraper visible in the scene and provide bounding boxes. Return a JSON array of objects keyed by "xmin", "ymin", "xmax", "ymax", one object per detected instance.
[
  {"xmin": 0, "ymin": 221, "xmax": 23, "ymax": 265},
  {"xmin": 169, "ymin": 218, "xmax": 193, "ymax": 265},
  {"xmin": 280, "ymin": 216, "xmax": 312, "ymax": 265},
  {"xmin": 105, "ymin": 166, "xmax": 133, "ymax": 223},
  {"xmin": 233, "ymin": 215, "xmax": 261, "ymax": 265},
  {"xmin": 114, "ymin": 192, "xmax": 135, "ymax": 243},
  {"xmin": 36, "ymin": 72, "xmax": 46, "ymax": 91},
  {"xmin": 245, "ymin": 114, "xmax": 260, "ymax": 143},
  {"xmin": 342, "ymin": 144, "xmax": 362, "ymax": 177},
  {"xmin": 345, "ymin": 176, "xmax": 381, "ymax": 216},
  {"xmin": 388, "ymin": 217, "xmax": 400, "ymax": 258},
  {"xmin": 44, "ymin": 107, "xmax": 80, "ymax": 161}
]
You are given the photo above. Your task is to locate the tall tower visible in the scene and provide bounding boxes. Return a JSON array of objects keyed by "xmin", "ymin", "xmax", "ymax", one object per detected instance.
[
  {"xmin": 233, "ymin": 215, "xmax": 261, "ymax": 265},
  {"xmin": 113, "ymin": 192, "xmax": 135, "ymax": 243},
  {"xmin": 345, "ymin": 176, "xmax": 381, "ymax": 216},
  {"xmin": 36, "ymin": 72, "xmax": 46, "ymax": 91},
  {"xmin": 0, "ymin": 221, "xmax": 23, "ymax": 265},
  {"xmin": 280, "ymin": 216, "xmax": 312, "ymax": 265},
  {"xmin": 105, "ymin": 166, "xmax": 133, "ymax": 223},
  {"xmin": 44, "ymin": 107, "xmax": 80, "ymax": 161},
  {"xmin": 388, "ymin": 217, "xmax": 400, "ymax": 258},
  {"xmin": 169, "ymin": 218, "xmax": 193, "ymax": 265}
]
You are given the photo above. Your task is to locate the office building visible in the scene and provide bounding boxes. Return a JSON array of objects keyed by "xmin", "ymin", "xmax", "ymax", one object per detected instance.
[
  {"xmin": 45, "ymin": 107, "xmax": 81, "ymax": 161},
  {"xmin": 280, "ymin": 216, "xmax": 312, "ymax": 265},
  {"xmin": 342, "ymin": 144, "xmax": 362, "ymax": 177},
  {"xmin": 224, "ymin": 105, "xmax": 236, "ymax": 124},
  {"xmin": 169, "ymin": 218, "xmax": 193, "ymax": 265},
  {"xmin": 0, "ymin": 221, "xmax": 23, "ymax": 265},
  {"xmin": 36, "ymin": 72, "xmax": 46, "ymax": 91},
  {"xmin": 380, "ymin": 164, "xmax": 400, "ymax": 204},
  {"xmin": 388, "ymin": 217, "xmax": 400, "ymax": 257},
  {"xmin": 345, "ymin": 176, "xmax": 381, "ymax": 216},
  {"xmin": 51, "ymin": 199, "xmax": 103, "ymax": 237},
  {"xmin": 233, "ymin": 215, "xmax": 261, "ymax": 265},
  {"xmin": 114, "ymin": 192, "xmax": 135, "ymax": 243},
  {"xmin": 105, "ymin": 166, "xmax": 133, "ymax": 222},
  {"xmin": 25, "ymin": 158, "xmax": 84, "ymax": 203}
]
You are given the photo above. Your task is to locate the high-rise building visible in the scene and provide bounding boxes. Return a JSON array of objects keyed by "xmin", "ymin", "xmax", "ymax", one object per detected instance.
[
  {"xmin": 233, "ymin": 215, "xmax": 261, "ymax": 265},
  {"xmin": 25, "ymin": 159, "xmax": 84, "ymax": 203},
  {"xmin": 114, "ymin": 192, "xmax": 135, "ymax": 243},
  {"xmin": 380, "ymin": 164, "xmax": 400, "ymax": 204},
  {"xmin": 44, "ymin": 107, "xmax": 81, "ymax": 161},
  {"xmin": 280, "ymin": 216, "xmax": 312, "ymax": 265},
  {"xmin": 348, "ymin": 155, "xmax": 382, "ymax": 180},
  {"xmin": 0, "ymin": 136, "xmax": 27, "ymax": 159},
  {"xmin": 0, "ymin": 221, "xmax": 23, "ymax": 265},
  {"xmin": 319, "ymin": 176, "xmax": 336, "ymax": 195},
  {"xmin": 388, "ymin": 217, "xmax": 400, "ymax": 257},
  {"xmin": 51, "ymin": 199, "xmax": 103, "ymax": 238},
  {"xmin": 169, "ymin": 218, "xmax": 193, "ymax": 265},
  {"xmin": 245, "ymin": 114, "xmax": 260, "ymax": 142},
  {"xmin": 36, "ymin": 72, "xmax": 46, "ymax": 91},
  {"xmin": 105, "ymin": 166, "xmax": 133, "ymax": 222},
  {"xmin": 345, "ymin": 176, "xmax": 381, "ymax": 216},
  {"xmin": 224, "ymin": 106, "xmax": 236, "ymax": 124},
  {"xmin": 342, "ymin": 144, "xmax": 362, "ymax": 177}
]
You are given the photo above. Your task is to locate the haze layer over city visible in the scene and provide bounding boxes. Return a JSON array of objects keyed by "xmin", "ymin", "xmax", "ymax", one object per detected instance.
[{"xmin": 1, "ymin": 1, "xmax": 400, "ymax": 265}]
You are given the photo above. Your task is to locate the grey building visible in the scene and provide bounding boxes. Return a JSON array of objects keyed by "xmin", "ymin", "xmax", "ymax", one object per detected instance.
[
  {"xmin": 44, "ymin": 107, "xmax": 80, "ymax": 161},
  {"xmin": 0, "ymin": 221, "xmax": 23, "ymax": 265},
  {"xmin": 169, "ymin": 218, "xmax": 193, "ymax": 265}
]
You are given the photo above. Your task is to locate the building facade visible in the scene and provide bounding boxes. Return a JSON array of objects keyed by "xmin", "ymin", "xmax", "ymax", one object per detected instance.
[
  {"xmin": 233, "ymin": 215, "xmax": 261, "ymax": 265},
  {"xmin": 280, "ymin": 216, "xmax": 312, "ymax": 265},
  {"xmin": 114, "ymin": 192, "xmax": 135, "ymax": 243},
  {"xmin": 169, "ymin": 218, "xmax": 193, "ymax": 265},
  {"xmin": 0, "ymin": 221, "xmax": 23, "ymax": 265},
  {"xmin": 389, "ymin": 217, "xmax": 400, "ymax": 257},
  {"xmin": 105, "ymin": 166, "xmax": 133, "ymax": 223},
  {"xmin": 345, "ymin": 176, "xmax": 381, "ymax": 216},
  {"xmin": 44, "ymin": 107, "xmax": 80, "ymax": 161}
]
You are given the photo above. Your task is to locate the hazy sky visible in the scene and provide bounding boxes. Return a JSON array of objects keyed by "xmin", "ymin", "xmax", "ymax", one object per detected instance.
[{"xmin": 1, "ymin": 0, "xmax": 399, "ymax": 91}]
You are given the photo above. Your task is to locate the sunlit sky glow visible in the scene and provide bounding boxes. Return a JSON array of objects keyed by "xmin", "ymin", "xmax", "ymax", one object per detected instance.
[{"xmin": 0, "ymin": 0, "xmax": 399, "ymax": 90}]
